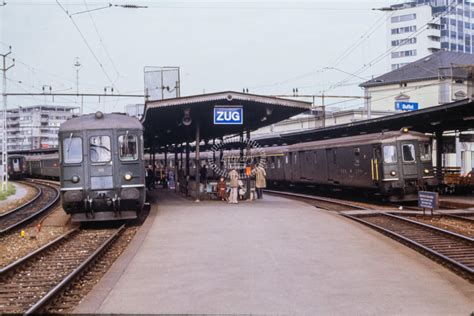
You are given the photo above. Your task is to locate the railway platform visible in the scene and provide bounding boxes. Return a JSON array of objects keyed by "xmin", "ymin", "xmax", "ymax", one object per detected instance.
[
  {"xmin": 440, "ymin": 195, "xmax": 474, "ymax": 209},
  {"xmin": 75, "ymin": 190, "xmax": 474, "ymax": 314}
]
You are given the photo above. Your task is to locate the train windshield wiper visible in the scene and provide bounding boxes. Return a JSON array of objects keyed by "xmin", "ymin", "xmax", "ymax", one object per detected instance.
[
  {"xmin": 66, "ymin": 133, "xmax": 73, "ymax": 154},
  {"xmin": 124, "ymin": 130, "xmax": 129, "ymax": 154}
]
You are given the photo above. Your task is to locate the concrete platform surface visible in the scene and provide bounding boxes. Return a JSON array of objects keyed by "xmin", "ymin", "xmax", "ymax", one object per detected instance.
[
  {"xmin": 440, "ymin": 194, "xmax": 474, "ymax": 209},
  {"xmin": 75, "ymin": 190, "xmax": 474, "ymax": 314}
]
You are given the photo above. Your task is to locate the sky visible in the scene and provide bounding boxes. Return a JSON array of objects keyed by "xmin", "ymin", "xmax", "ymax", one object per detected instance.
[{"xmin": 0, "ymin": 0, "xmax": 402, "ymax": 113}]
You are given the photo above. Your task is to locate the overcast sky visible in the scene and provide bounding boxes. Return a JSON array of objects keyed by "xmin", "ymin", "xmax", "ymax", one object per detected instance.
[{"xmin": 1, "ymin": 0, "xmax": 401, "ymax": 113}]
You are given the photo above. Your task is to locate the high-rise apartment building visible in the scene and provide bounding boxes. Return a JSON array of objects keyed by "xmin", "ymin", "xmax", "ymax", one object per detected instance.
[
  {"xmin": 0, "ymin": 105, "xmax": 77, "ymax": 151},
  {"xmin": 388, "ymin": 0, "xmax": 474, "ymax": 71}
]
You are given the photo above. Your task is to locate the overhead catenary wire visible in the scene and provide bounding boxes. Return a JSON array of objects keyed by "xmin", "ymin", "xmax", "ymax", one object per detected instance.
[
  {"xmin": 328, "ymin": 0, "xmax": 461, "ymax": 91},
  {"xmin": 82, "ymin": 0, "xmax": 121, "ymax": 84},
  {"xmin": 55, "ymin": 0, "xmax": 117, "ymax": 91}
]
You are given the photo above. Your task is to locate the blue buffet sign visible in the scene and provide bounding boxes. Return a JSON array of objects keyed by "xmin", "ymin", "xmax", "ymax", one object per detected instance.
[
  {"xmin": 395, "ymin": 101, "xmax": 419, "ymax": 111},
  {"xmin": 418, "ymin": 191, "xmax": 439, "ymax": 209},
  {"xmin": 213, "ymin": 106, "xmax": 243, "ymax": 125}
]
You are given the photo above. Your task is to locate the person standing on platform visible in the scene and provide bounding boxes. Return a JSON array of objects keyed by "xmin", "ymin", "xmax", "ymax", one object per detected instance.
[
  {"xmin": 200, "ymin": 164, "xmax": 207, "ymax": 184},
  {"xmin": 228, "ymin": 169, "xmax": 239, "ymax": 204},
  {"xmin": 217, "ymin": 176, "xmax": 227, "ymax": 201},
  {"xmin": 255, "ymin": 165, "xmax": 266, "ymax": 199}
]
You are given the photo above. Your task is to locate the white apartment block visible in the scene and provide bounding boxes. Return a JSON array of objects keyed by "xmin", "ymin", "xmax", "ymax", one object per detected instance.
[
  {"xmin": 388, "ymin": 0, "xmax": 474, "ymax": 71},
  {"xmin": 0, "ymin": 105, "xmax": 77, "ymax": 151}
]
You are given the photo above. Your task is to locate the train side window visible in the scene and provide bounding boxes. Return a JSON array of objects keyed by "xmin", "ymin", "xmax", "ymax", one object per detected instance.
[
  {"xmin": 293, "ymin": 153, "xmax": 297, "ymax": 164},
  {"xmin": 285, "ymin": 155, "xmax": 289, "ymax": 164},
  {"xmin": 419, "ymin": 143, "xmax": 431, "ymax": 161},
  {"xmin": 402, "ymin": 144, "xmax": 415, "ymax": 162},
  {"xmin": 277, "ymin": 157, "xmax": 281, "ymax": 168},
  {"xmin": 62, "ymin": 136, "xmax": 83, "ymax": 164},
  {"xmin": 354, "ymin": 148, "xmax": 360, "ymax": 156},
  {"xmin": 383, "ymin": 145, "xmax": 397, "ymax": 163},
  {"xmin": 118, "ymin": 134, "xmax": 138, "ymax": 161},
  {"xmin": 90, "ymin": 136, "xmax": 111, "ymax": 162}
]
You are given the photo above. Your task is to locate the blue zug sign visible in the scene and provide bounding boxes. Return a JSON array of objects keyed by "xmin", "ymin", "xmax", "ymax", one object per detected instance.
[
  {"xmin": 395, "ymin": 101, "xmax": 419, "ymax": 111},
  {"xmin": 213, "ymin": 106, "xmax": 243, "ymax": 125},
  {"xmin": 418, "ymin": 191, "xmax": 439, "ymax": 209}
]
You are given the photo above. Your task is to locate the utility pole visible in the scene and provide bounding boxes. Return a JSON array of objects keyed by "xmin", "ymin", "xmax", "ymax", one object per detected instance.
[
  {"xmin": 74, "ymin": 57, "xmax": 82, "ymax": 114},
  {"xmin": 1, "ymin": 46, "xmax": 14, "ymax": 193}
]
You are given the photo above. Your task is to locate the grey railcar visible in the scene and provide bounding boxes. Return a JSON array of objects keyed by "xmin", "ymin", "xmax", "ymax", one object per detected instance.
[
  {"xmin": 59, "ymin": 112, "xmax": 145, "ymax": 222},
  {"xmin": 264, "ymin": 130, "xmax": 437, "ymax": 201},
  {"xmin": 2, "ymin": 154, "xmax": 27, "ymax": 180},
  {"xmin": 155, "ymin": 130, "xmax": 436, "ymax": 201}
]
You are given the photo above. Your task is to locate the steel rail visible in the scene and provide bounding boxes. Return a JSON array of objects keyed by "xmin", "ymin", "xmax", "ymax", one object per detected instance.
[
  {"xmin": 0, "ymin": 181, "xmax": 60, "ymax": 234},
  {"xmin": 24, "ymin": 225, "xmax": 126, "ymax": 315},
  {"xmin": 0, "ymin": 180, "xmax": 42, "ymax": 218},
  {"xmin": 342, "ymin": 212, "xmax": 474, "ymax": 277},
  {"xmin": 0, "ymin": 228, "xmax": 79, "ymax": 275}
]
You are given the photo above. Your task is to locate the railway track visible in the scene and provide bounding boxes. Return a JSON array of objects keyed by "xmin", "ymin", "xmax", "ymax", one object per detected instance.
[
  {"xmin": 343, "ymin": 212, "xmax": 474, "ymax": 280},
  {"xmin": 0, "ymin": 180, "xmax": 59, "ymax": 234},
  {"xmin": 0, "ymin": 225, "xmax": 125, "ymax": 314}
]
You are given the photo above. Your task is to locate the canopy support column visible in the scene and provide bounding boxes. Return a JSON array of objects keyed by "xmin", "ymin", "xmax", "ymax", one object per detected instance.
[
  {"xmin": 195, "ymin": 123, "xmax": 201, "ymax": 202},
  {"xmin": 435, "ymin": 130, "xmax": 443, "ymax": 181}
]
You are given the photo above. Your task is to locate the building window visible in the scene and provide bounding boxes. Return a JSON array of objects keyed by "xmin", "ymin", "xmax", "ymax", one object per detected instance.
[
  {"xmin": 391, "ymin": 13, "xmax": 416, "ymax": 23},
  {"xmin": 391, "ymin": 38, "xmax": 417, "ymax": 47},
  {"xmin": 391, "ymin": 50, "xmax": 417, "ymax": 58},
  {"xmin": 391, "ymin": 25, "xmax": 416, "ymax": 35}
]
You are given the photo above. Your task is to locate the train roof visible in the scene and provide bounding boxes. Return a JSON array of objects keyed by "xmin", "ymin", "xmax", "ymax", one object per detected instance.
[
  {"xmin": 149, "ymin": 131, "xmax": 431, "ymax": 160},
  {"xmin": 59, "ymin": 112, "xmax": 142, "ymax": 132},
  {"xmin": 262, "ymin": 130, "xmax": 431, "ymax": 154}
]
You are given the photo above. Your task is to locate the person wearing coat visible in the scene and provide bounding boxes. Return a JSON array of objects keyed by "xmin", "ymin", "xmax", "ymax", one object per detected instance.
[
  {"xmin": 217, "ymin": 176, "xmax": 227, "ymax": 201},
  {"xmin": 255, "ymin": 165, "xmax": 266, "ymax": 199},
  {"xmin": 228, "ymin": 169, "xmax": 239, "ymax": 204}
]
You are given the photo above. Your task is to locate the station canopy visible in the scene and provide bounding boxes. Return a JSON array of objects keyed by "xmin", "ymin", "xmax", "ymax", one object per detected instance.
[
  {"xmin": 254, "ymin": 98, "xmax": 474, "ymax": 146},
  {"xmin": 142, "ymin": 91, "xmax": 311, "ymax": 151}
]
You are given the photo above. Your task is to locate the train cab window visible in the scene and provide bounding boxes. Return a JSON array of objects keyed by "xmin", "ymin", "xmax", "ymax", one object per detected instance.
[
  {"xmin": 118, "ymin": 134, "xmax": 138, "ymax": 161},
  {"xmin": 419, "ymin": 143, "xmax": 432, "ymax": 161},
  {"xmin": 62, "ymin": 135, "xmax": 83, "ymax": 163},
  {"xmin": 402, "ymin": 144, "xmax": 415, "ymax": 162},
  {"xmin": 90, "ymin": 136, "xmax": 111, "ymax": 163},
  {"xmin": 383, "ymin": 145, "xmax": 397, "ymax": 163}
]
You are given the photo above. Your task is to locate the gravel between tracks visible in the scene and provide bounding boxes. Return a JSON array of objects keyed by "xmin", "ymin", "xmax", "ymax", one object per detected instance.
[
  {"xmin": 46, "ymin": 226, "xmax": 139, "ymax": 314},
  {"xmin": 0, "ymin": 204, "xmax": 72, "ymax": 268},
  {"xmin": 405, "ymin": 215, "xmax": 474, "ymax": 238}
]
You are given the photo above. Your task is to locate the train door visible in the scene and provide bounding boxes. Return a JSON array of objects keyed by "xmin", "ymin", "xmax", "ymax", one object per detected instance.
[
  {"xmin": 400, "ymin": 141, "xmax": 418, "ymax": 178},
  {"xmin": 326, "ymin": 148, "xmax": 337, "ymax": 183},
  {"xmin": 290, "ymin": 152, "xmax": 300, "ymax": 181},
  {"xmin": 301, "ymin": 151, "xmax": 314, "ymax": 180},
  {"xmin": 87, "ymin": 130, "xmax": 114, "ymax": 191},
  {"xmin": 371, "ymin": 147, "xmax": 382, "ymax": 185}
]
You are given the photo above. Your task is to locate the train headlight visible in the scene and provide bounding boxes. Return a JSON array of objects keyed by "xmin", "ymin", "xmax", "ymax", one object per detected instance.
[
  {"xmin": 71, "ymin": 175, "xmax": 80, "ymax": 183},
  {"xmin": 424, "ymin": 169, "xmax": 430, "ymax": 174},
  {"xmin": 124, "ymin": 173, "xmax": 132, "ymax": 181},
  {"xmin": 390, "ymin": 171, "xmax": 397, "ymax": 176}
]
